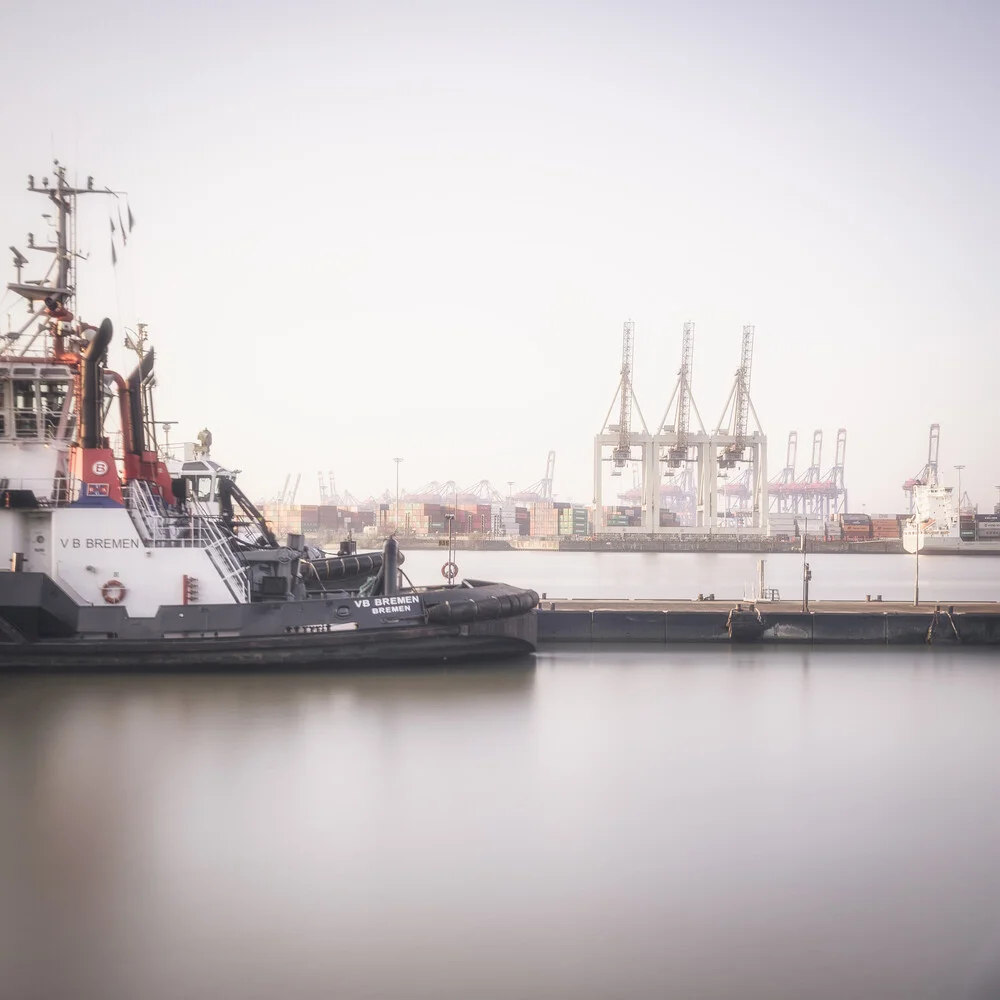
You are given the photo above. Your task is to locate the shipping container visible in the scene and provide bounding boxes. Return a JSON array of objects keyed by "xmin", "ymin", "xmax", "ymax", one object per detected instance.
[{"xmin": 841, "ymin": 513, "xmax": 871, "ymax": 526}]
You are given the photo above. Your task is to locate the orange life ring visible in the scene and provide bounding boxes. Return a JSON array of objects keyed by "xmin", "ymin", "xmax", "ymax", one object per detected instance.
[
  {"xmin": 101, "ymin": 579, "xmax": 126, "ymax": 605},
  {"xmin": 441, "ymin": 561, "xmax": 458, "ymax": 581}
]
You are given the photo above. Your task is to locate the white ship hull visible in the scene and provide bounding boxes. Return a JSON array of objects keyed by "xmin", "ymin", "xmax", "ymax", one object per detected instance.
[
  {"xmin": 898, "ymin": 483, "xmax": 1000, "ymax": 554},
  {"xmin": 902, "ymin": 530, "xmax": 1000, "ymax": 555}
]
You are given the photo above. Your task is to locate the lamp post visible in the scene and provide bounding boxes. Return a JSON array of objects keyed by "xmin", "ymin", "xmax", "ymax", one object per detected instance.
[
  {"xmin": 445, "ymin": 513, "xmax": 455, "ymax": 581},
  {"xmin": 393, "ymin": 457, "xmax": 403, "ymax": 534},
  {"xmin": 913, "ymin": 515, "xmax": 921, "ymax": 606},
  {"xmin": 801, "ymin": 515, "xmax": 811, "ymax": 611},
  {"xmin": 954, "ymin": 465, "xmax": 965, "ymax": 512}
]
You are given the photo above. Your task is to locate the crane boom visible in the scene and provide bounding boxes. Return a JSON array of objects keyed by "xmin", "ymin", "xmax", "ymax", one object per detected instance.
[
  {"xmin": 784, "ymin": 431, "xmax": 797, "ymax": 482},
  {"xmin": 902, "ymin": 423, "xmax": 941, "ymax": 512},
  {"xmin": 831, "ymin": 427, "xmax": 847, "ymax": 489},
  {"xmin": 926, "ymin": 423, "xmax": 940, "ymax": 486},
  {"xmin": 733, "ymin": 324, "xmax": 754, "ymax": 450},
  {"xmin": 808, "ymin": 430, "xmax": 822, "ymax": 482},
  {"xmin": 543, "ymin": 450, "xmax": 556, "ymax": 499},
  {"xmin": 677, "ymin": 322, "xmax": 693, "ymax": 449},
  {"xmin": 612, "ymin": 320, "xmax": 635, "ymax": 467},
  {"xmin": 716, "ymin": 324, "xmax": 756, "ymax": 468}
]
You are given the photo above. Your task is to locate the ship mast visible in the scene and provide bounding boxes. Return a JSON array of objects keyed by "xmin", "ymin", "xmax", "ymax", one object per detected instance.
[{"xmin": 5, "ymin": 161, "xmax": 125, "ymax": 358}]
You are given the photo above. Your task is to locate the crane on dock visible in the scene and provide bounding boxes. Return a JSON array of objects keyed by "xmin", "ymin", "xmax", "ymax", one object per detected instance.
[
  {"xmin": 598, "ymin": 320, "xmax": 648, "ymax": 475},
  {"xmin": 822, "ymin": 428, "xmax": 848, "ymax": 517},
  {"xmin": 275, "ymin": 473, "xmax": 301, "ymax": 504},
  {"xmin": 514, "ymin": 451, "xmax": 556, "ymax": 501},
  {"xmin": 317, "ymin": 471, "xmax": 339, "ymax": 506},
  {"xmin": 716, "ymin": 325, "xmax": 759, "ymax": 468},
  {"xmin": 658, "ymin": 322, "xmax": 707, "ymax": 468},
  {"xmin": 902, "ymin": 423, "xmax": 940, "ymax": 513},
  {"xmin": 768, "ymin": 431, "xmax": 798, "ymax": 512}
]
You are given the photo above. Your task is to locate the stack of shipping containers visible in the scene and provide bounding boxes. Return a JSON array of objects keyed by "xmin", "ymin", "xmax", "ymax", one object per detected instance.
[
  {"xmin": 514, "ymin": 507, "xmax": 530, "ymax": 536},
  {"xmin": 260, "ymin": 502, "xmax": 301, "ymax": 542},
  {"xmin": 529, "ymin": 501, "xmax": 558, "ymax": 537},
  {"xmin": 602, "ymin": 505, "xmax": 642, "ymax": 528},
  {"xmin": 960, "ymin": 510, "xmax": 977, "ymax": 541},
  {"xmin": 976, "ymin": 513, "xmax": 1000, "ymax": 540},
  {"xmin": 840, "ymin": 513, "xmax": 872, "ymax": 541},
  {"xmin": 870, "ymin": 515, "xmax": 901, "ymax": 540},
  {"xmin": 769, "ymin": 514, "xmax": 838, "ymax": 539},
  {"xmin": 260, "ymin": 502, "xmax": 375, "ymax": 546},
  {"xmin": 556, "ymin": 503, "xmax": 593, "ymax": 536}
]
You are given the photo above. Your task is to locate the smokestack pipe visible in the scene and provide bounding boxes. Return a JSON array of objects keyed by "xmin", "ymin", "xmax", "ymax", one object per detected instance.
[
  {"xmin": 383, "ymin": 535, "xmax": 399, "ymax": 596},
  {"xmin": 126, "ymin": 347, "xmax": 154, "ymax": 455},
  {"xmin": 103, "ymin": 372, "xmax": 134, "ymax": 456},
  {"xmin": 81, "ymin": 318, "xmax": 113, "ymax": 450}
]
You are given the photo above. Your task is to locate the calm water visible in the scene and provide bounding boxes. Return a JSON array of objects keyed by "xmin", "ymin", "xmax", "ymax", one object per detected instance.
[
  {"xmin": 2, "ymin": 554, "xmax": 1000, "ymax": 1000},
  {"xmin": 400, "ymin": 549, "xmax": 1000, "ymax": 602}
]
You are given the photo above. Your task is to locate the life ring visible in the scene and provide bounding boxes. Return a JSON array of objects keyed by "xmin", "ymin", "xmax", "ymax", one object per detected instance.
[
  {"xmin": 101, "ymin": 579, "xmax": 127, "ymax": 605},
  {"xmin": 441, "ymin": 561, "xmax": 458, "ymax": 581}
]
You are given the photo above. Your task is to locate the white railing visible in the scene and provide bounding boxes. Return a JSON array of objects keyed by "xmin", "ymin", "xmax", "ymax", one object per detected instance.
[
  {"xmin": 0, "ymin": 475, "xmax": 78, "ymax": 507},
  {"xmin": 125, "ymin": 481, "xmax": 251, "ymax": 603}
]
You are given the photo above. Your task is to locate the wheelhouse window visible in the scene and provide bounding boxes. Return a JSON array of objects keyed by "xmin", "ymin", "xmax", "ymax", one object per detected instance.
[
  {"xmin": 186, "ymin": 475, "xmax": 215, "ymax": 502},
  {"xmin": 13, "ymin": 380, "xmax": 38, "ymax": 438},
  {"xmin": 39, "ymin": 380, "xmax": 69, "ymax": 440}
]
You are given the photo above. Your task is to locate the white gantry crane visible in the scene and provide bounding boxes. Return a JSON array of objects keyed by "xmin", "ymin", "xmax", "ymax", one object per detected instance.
[
  {"xmin": 903, "ymin": 423, "xmax": 940, "ymax": 513},
  {"xmin": 594, "ymin": 320, "xmax": 654, "ymax": 531},
  {"xmin": 594, "ymin": 320, "xmax": 770, "ymax": 535},
  {"xmin": 654, "ymin": 322, "xmax": 712, "ymax": 528},
  {"xmin": 711, "ymin": 325, "xmax": 768, "ymax": 532}
]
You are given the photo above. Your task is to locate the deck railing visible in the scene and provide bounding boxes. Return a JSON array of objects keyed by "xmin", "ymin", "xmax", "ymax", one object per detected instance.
[{"xmin": 125, "ymin": 481, "xmax": 250, "ymax": 603}]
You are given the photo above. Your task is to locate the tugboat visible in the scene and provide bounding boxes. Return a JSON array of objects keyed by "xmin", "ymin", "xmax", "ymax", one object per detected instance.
[{"xmin": 0, "ymin": 164, "xmax": 538, "ymax": 669}]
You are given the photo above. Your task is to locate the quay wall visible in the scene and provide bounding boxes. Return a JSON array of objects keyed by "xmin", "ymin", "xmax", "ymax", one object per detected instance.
[{"xmin": 537, "ymin": 607, "xmax": 1000, "ymax": 646}]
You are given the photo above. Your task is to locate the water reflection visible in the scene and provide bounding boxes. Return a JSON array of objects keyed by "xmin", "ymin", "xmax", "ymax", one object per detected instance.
[{"xmin": 2, "ymin": 650, "xmax": 1000, "ymax": 1000}]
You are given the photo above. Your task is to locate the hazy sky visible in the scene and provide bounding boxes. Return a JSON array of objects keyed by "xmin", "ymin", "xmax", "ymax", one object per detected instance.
[{"xmin": 1, "ymin": 0, "xmax": 997, "ymax": 512}]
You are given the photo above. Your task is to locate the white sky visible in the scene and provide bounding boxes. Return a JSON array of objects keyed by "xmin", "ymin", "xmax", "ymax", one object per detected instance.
[{"xmin": 1, "ymin": 0, "xmax": 997, "ymax": 512}]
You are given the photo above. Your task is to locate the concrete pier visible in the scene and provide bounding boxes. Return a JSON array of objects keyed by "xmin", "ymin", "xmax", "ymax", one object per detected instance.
[{"xmin": 537, "ymin": 600, "xmax": 1000, "ymax": 646}]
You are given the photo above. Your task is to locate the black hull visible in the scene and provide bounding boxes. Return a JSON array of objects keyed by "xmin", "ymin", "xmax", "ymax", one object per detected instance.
[
  {"xmin": 0, "ymin": 572, "xmax": 539, "ymax": 672},
  {"xmin": 0, "ymin": 617, "xmax": 536, "ymax": 672}
]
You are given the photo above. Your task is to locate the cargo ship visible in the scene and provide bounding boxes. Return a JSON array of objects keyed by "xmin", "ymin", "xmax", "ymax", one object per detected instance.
[
  {"xmin": 901, "ymin": 484, "xmax": 1000, "ymax": 555},
  {"xmin": 0, "ymin": 164, "xmax": 538, "ymax": 669}
]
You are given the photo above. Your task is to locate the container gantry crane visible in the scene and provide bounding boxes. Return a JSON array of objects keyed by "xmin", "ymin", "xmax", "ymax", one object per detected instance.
[
  {"xmin": 902, "ymin": 423, "xmax": 940, "ymax": 513},
  {"xmin": 710, "ymin": 325, "xmax": 768, "ymax": 531},
  {"xmin": 514, "ymin": 451, "xmax": 556, "ymax": 502},
  {"xmin": 768, "ymin": 431, "xmax": 798, "ymax": 512},
  {"xmin": 658, "ymin": 322, "xmax": 707, "ymax": 468},
  {"xmin": 652, "ymin": 322, "xmax": 710, "ymax": 529},
  {"xmin": 594, "ymin": 320, "xmax": 653, "ymax": 531},
  {"xmin": 716, "ymin": 324, "xmax": 757, "ymax": 468}
]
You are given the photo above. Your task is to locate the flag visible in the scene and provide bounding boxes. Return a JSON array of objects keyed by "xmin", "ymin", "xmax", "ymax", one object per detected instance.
[
  {"xmin": 111, "ymin": 239, "xmax": 117, "ymax": 266},
  {"xmin": 118, "ymin": 206, "xmax": 127, "ymax": 246},
  {"xmin": 127, "ymin": 204, "xmax": 135, "ymax": 231},
  {"xmin": 110, "ymin": 216, "xmax": 116, "ymax": 236}
]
